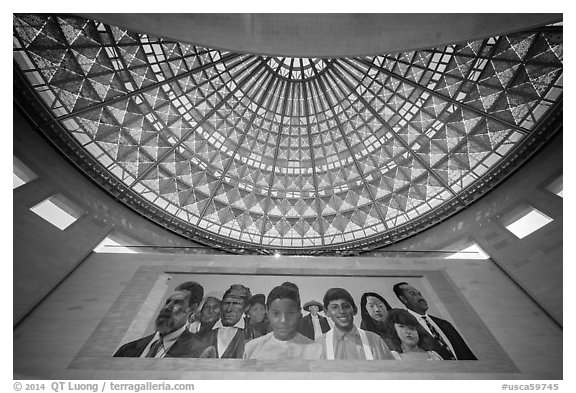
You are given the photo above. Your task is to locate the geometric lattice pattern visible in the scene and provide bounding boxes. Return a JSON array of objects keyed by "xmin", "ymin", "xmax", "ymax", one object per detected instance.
[{"xmin": 13, "ymin": 15, "xmax": 563, "ymax": 251}]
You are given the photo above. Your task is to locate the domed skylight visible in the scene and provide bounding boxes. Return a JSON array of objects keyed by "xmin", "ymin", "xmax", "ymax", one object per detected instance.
[{"xmin": 13, "ymin": 15, "xmax": 563, "ymax": 253}]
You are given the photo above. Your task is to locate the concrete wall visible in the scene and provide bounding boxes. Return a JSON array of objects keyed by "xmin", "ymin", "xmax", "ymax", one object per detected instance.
[
  {"xmin": 383, "ymin": 134, "xmax": 563, "ymax": 326},
  {"xmin": 79, "ymin": 14, "xmax": 561, "ymax": 58},
  {"xmin": 13, "ymin": 253, "xmax": 561, "ymax": 379}
]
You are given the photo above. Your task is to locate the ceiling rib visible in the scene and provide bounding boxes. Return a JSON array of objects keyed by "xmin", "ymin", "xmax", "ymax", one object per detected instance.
[
  {"xmin": 125, "ymin": 59, "xmax": 265, "ymax": 190},
  {"xmin": 351, "ymin": 58, "xmax": 531, "ymax": 135},
  {"xmin": 259, "ymin": 71, "xmax": 293, "ymax": 245},
  {"xmin": 311, "ymin": 64, "xmax": 391, "ymax": 238},
  {"xmin": 53, "ymin": 51, "xmax": 242, "ymax": 123},
  {"xmin": 301, "ymin": 70, "xmax": 325, "ymax": 245},
  {"xmin": 106, "ymin": 26, "xmax": 204, "ymax": 199},
  {"xmin": 421, "ymin": 27, "xmax": 562, "ymax": 68},
  {"xmin": 193, "ymin": 62, "xmax": 285, "ymax": 234},
  {"xmin": 328, "ymin": 63, "xmax": 464, "ymax": 206},
  {"xmin": 334, "ymin": 59, "xmax": 484, "ymax": 186}
]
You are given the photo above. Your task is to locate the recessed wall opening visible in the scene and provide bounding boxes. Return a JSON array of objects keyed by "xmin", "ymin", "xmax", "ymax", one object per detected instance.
[
  {"xmin": 503, "ymin": 207, "xmax": 553, "ymax": 239},
  {"xmin": 94, "ymin": 232, "xmax": 143, "ymax": 253},
  {"xmin": 546, "ymin": 175, "xmax": 563, "ymax": 198},
  {"xmin": 29, "ymin": 194, "xmax": 84, "ymax": 230},
  {"xmin": 445, "ymin": 241, "xmax": 490, "ymax": 260},
  {"xmin": 13, "ymin": 156, "xmax": 37, "ymax": 189}
]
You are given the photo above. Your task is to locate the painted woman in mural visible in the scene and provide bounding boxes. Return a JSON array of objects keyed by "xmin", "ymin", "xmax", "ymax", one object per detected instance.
[
  {"xmin": 385, "ymin": 309, "xmax": 443, "ymax": 360},
  {"xmin": 360, "ymin": 292, "xmax": 397, "ymax": 351}
]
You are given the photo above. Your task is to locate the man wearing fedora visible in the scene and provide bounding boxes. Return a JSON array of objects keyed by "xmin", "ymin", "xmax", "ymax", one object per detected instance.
[{"xmin": 300, "ymin": 300, "xmax": 331, "ymax": 340}]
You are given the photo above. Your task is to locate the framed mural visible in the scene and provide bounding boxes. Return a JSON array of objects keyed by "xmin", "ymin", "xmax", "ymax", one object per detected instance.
[{"xmin": 70, "ymin": 264, "xmax": 518, "ymax": 377}]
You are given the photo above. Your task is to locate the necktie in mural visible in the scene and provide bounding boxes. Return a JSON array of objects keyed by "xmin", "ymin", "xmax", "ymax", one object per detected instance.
[
  {"xmin": 145, "ymin": 338, "xmax": 164, "ymax": 358},
  {"xmin": 422, "ymin": 315, "xmax": 455, "ymax": 360}
]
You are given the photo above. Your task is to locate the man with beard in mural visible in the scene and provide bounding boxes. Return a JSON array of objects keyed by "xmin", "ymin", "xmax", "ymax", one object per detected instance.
[{"xmin": 114, "ymin": 281, "xmax": 213, "ymax": 358}]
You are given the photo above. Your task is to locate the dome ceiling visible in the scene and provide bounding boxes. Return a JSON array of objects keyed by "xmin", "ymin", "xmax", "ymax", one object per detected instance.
[{"xmin": 13, "ymin": 15, "xmax": 563, "ymax": 254}]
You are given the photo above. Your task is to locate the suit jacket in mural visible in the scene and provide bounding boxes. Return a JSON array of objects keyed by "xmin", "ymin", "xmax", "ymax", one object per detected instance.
[
  {"xmin": 113, "ymin": 330, "xmax": 213, "ymax": 358},
  {"xmin": 202, "ymin": 328, "xmax": 246, "ymax": 359},
  {"xmin": 429, "ymin": 315, "xmax": 477, "ymax": 360},
  {"xmin": 300, "ymin": 314, "xmax": 331, "ymax": 340}
]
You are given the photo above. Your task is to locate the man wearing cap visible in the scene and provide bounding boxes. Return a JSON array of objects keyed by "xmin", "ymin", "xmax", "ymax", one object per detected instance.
[
  {"xmin": 114, "ymin": 281, "xmax": 209, "ymax": 358},
  {"xmin": 202, "ymin": 284, "xmax": 252, "ymax": 358},
  {"xmin": 301, "ymin": 300, "xmax": 331, "ymax": 341}
]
